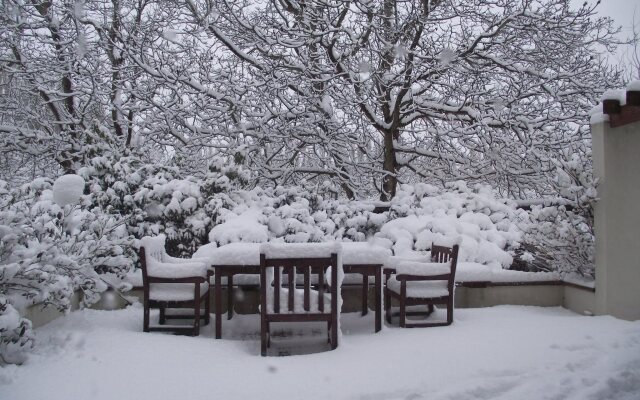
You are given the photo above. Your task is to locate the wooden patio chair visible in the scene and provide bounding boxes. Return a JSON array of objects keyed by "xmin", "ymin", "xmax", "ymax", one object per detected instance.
[
  {"xmin": 259, "ymin": 244, "xmax": 340, "ymax": 356},
  {"xmin": 384, "ymin": 244, "xmax": 459, "ymax": 327},
  {"xmin": 139, "ymin": 235, "xmax": 210, "ymax": 336}
]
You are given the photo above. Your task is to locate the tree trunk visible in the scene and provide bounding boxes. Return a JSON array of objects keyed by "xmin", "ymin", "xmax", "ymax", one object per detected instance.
[{"xmin": 381, "ymin": 129, "xmax": 397, "ymax": 201}]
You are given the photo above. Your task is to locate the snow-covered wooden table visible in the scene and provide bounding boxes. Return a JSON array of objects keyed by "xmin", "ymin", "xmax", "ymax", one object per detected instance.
[{"xmin": 193, "ymin": 242, "xmax": 392, "ymax": 338}]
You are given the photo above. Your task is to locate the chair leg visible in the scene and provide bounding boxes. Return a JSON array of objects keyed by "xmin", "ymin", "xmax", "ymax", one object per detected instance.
[
  {"xmin": 193, "ymin": 296, "xmax": 201, "ymax": 337},
  {"xmin": 331, "ymin": 315, "xmax": 338, "ymax": 350},
  {"xmin": 143, "ymin": 303, "xmax": 150, "ymax": 333},
  {"xmin": 361, "ymin": 273, "xmax": 368, "ymax": 316},
  {"xmin": 446, "ymin": 299, "xmax": 454, "ymax": 325},
  {"xmin": 159, "ymin": 305, "xmax": 166, "ymax": 325},
  {"xmin": 227, "ymin": 277, "xmax": 233, "ymax": 320},
  {"xmin": 261, "ymin": 320, "xmax": 268, "ymax": 357},
  {"xmin": 399, "ymin": 295, "xmax": 406, "ymax": 328},
  {"xmin": 384, "ymin": 289, "xmax": 391, "ymax": 324},
  {"xmin": 204, "ymin": 292, "xmax": 211, "ymax": 325}
]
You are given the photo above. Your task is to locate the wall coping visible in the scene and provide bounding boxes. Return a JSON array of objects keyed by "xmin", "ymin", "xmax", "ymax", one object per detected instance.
[{"xmin": 602, "ymin": 89, "xmax": 640, "ymax": 128}]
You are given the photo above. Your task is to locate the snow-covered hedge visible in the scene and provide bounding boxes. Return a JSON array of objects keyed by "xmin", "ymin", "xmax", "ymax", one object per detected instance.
[
  {"xmin": 0, "ymin": 298, "xmax": 33, "ymax": 365},
  {"xmin": 0, "ymin": 155, "xmax": 595, "ymax": 363},
  {"xmin": 78, "ymin": 153, "xmax": 593, "ymax": 279},
  {"xmin": 200, "ymin": 181, "xmax": 593, "ymax": 276},
  {"xmin": 81, "ymin": 155, "xmax": 251, "ymax": 257},
  {"xmin": 0, "ymin": 177, "xmax": 135, "ymax": 309},
  {"xmin": 200, "ymin": 182, "xmax": 523, "ymax": 270},
  {"xmin": 0, "ymin": 175, "xmax": 137, "ymax": 363}
]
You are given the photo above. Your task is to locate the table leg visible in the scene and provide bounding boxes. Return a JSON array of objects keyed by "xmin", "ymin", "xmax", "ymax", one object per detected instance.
[
  {"xmin": 215, "ymin": 271, "xmax": 222, "ymax": 339},
  {"xmin": 375, "ymin": 267, "xmax": 382, "ymax": 332},
  {"xmin": 227, "ymin": 275, "xmax": 233, "ymax": 320},
  {"xmin": 361, "ymin": 273, "xmax": 368, "ymax": 316}
]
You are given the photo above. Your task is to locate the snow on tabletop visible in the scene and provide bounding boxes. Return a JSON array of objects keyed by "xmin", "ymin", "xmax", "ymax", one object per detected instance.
[
  {"xmin": 340, "ymin": 242, "xmax": 391, "ymax": 265},
  {"xmin": 193, "ymin": 242, "xmax": 262, "ymax": 266},
  {"xmin": 52, "ymin": 174, "xmax": 85, "ymax": 206},
  {"xmin": 7, "ymin": 306, "xmax": 640, "ymax": 400},
  {"xmin": 260, "ymin": 242, "xmax": 342, "ymax": 259}
]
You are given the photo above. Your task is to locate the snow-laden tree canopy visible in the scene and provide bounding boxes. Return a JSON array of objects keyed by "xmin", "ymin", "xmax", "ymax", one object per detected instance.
[{"xmin": 0, "ymin": 0, "xmax": 622, "ymax": 201}]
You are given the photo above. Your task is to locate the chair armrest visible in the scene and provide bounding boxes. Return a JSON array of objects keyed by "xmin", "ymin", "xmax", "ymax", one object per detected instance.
[
  {"xmin": 146, "ymin": 260, "xmax": 208, "ymax": 279},
  {"xmin": 395, "ymin": 273, "xmax": 452, "ymax": 281}
]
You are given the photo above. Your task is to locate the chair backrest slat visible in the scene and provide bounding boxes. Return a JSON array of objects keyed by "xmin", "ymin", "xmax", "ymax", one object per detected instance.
[
  {"xmin": 318, "ymin": 263, "xmax": 325, "ymax": 312},
  {"xmin": 288, "ymin": 267, "xmax": 295, "ymax": 311},
  {"xmin": 303, "ymin": 266, "xmax": 310, "ymax": 311},
  {"xmin": 274, "ymin": 266, "xmax": 281, "ymax": 313},
  {"xmin": 260, "ymin": 253, "xmax": 338, "ymax": 315}
]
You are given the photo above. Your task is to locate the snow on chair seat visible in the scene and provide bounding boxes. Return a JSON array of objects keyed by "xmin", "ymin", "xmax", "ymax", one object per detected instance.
[
  {"xmin": 149, "ymin": 282, "xmax": 210, "ymax": 302},
  {"xmin": 386, "ymin": 278, "xmax": 449, "ymax": 298}
]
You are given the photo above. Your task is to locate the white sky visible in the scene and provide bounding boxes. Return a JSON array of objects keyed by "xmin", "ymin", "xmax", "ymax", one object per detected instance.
[
  {"xmin": 595, "ymin": 0, "xmax": 640, "ymax": 30},
  {"xmin": 577, "ymin": 0, "xmax": 640, "ymax": 68}
]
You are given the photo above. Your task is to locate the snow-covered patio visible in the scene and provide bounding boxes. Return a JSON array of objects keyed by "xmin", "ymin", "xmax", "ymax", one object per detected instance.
[{"xmin": 2, "ymin": 305, "xmax": 639, "ymax": 400}]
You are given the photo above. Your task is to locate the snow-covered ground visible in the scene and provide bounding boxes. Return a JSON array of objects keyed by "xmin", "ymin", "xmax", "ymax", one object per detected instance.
[{"xmin": 2, "ymin": 305, "xmax": 639, "ymax": 400}]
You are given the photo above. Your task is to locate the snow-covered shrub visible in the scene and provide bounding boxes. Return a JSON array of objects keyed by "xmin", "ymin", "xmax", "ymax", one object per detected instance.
[
  {"xmin": 82, "ymin": 154, "xmax": 251, "ymax": 257},
  {"xmin": 0, "ymin": 297, "xmax": 34, "ymax": 365},
  {"xmin": 515, "ymin": 156, "xmax": 597, "ymax": 278},
  {"xmin": 52, "ymin": 174, "xmax": 86, "ymax": 207},
  {"xmin": 0, "ymin": 178, "xmax": 135, "ymax": 310},
  {"xmin": 205, "ymin": 186, "xmax": 387, "ymax": 246},
  {"xmin": 377, "ymin": 182, "xmax": 523, "ymax": 268},
  {"xmin": 202, "ymin": 181, "xmax": 523, "ymax": 272},
  {"xmin": 519, "ymin": 205, "xmax": 594, "ymax": 277},
  {"xmin": 202, "ymin": 180, "xmax": 596, "ymax": 277}
]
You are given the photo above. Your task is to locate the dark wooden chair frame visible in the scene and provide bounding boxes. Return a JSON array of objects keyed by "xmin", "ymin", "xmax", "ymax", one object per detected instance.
[
  {"xmin": 140, "ymin": 247, "xmax": 210, "ymax": 336},
  {"xmin": 384, "ymin": 244, "xmax": 459, "ymax": 328},
  {"xmin": 260, "ymin": 253, "xmax": 339, "ymax": 356}
]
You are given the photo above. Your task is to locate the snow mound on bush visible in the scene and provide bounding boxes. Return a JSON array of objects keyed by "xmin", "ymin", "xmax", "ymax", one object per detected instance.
[
  {"xmin": 206, "ymin": 182, "xmax": 521, "ymax": 270},
  {"xmin": 52, "ymin": 174, "xmax": 85, "ymax": 206},
  {"xmin": 209, "ymin": 208, "xmax": 268, "ymax": 245}
]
